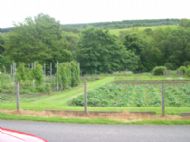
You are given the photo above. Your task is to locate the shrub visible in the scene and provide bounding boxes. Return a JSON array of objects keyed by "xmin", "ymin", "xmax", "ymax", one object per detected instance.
[
  {"xmin": 32, "ymin": 63, "xmax": 43, "ymax": 85},
  {"xmin": 177, "ymin": 66, "xmax": 187, "ymax": 75},
  {"xmin": 186, "ymin": 66, "xmax": 190, "ymax": 77},
  {"xmin": 152, "ymin": 66, "xmax": 167, "ymax": 75},
  {"xmin": 70, "ymin": 61, "xmax": 80, "ymax": 87},
  {"xmin": 16, "ymin": 63, "xmax": 31, "ymax": 81},
  {"xmin": 164, "ymin": 62, "xmax": 175, "ymax": 70},
  {"xmin": 56, "ymin": 62, "xmax": 80, "ymax": 90},
  {"xmin": 57, "ymin": 63, "xmax": 71, "ymax": 89}
]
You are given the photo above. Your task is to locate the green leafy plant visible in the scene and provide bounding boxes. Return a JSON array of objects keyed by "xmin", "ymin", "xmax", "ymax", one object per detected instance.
[
  {"xmin": 16, "ymin": 63, "xmax": 31, "ymax": 81},
  {"xmin": 177, "ymin": 66, "xmax": 187, "ymax": 75},
  {"xmin": 32, "ymin": 63, "xmax": 43, "ymax": 85},
  {"xmin": 152, "ymin": 66, "xmax": 167, "ymax": 75}
]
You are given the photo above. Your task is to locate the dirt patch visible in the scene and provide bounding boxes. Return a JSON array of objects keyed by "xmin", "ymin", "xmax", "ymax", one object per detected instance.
[{"xmin": 0, "ymin": 109, "xmax": 188, "ymax": 122}]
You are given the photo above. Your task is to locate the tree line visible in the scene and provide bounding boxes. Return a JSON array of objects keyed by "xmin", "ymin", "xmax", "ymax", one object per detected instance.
[
  {"xmin": 63, "ymin": 19, "xmax": 180, "ymax": 32},
  {"xmin": 0, "ymin": 14, "xmax": 190, "ymax": 74}
]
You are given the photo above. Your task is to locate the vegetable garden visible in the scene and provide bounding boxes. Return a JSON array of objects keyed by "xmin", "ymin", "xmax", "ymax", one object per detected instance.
[
  {"xmin": 71, "ymin": 80, "xmax": 190, "ymax": 115},
  {"xmin": 0, "ymin": 61, "xmax": 80, "ymax": 103}
]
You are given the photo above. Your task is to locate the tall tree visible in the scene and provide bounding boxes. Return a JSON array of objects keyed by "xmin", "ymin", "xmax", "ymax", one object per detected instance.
[
  {"xmin": 0, "ymin": 35, "xmax": 6, "ymax": 69},
  {"xmin": 6, "ymin": 14, "xmax": 73, "ymax": 64},
  {"xmin": 78, "ymin": 28, "xmax": 139, "ymax": 74}
]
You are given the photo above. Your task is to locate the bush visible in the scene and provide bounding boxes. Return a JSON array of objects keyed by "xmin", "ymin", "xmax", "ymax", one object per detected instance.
[
  {"xmin": 152, "ymin": 66, "xmax": 167, "ymax": 75},
  {"xmin": 164, "ymin": 62, "xmax": 175, "ymax": 70},
  {"xmin": 32, "ymin": 63, "xmax": 43, "ymax": 85},
  {"xmin": 70, "ymin": 61, "xmax": 80, "ymax": 87},
  {"xmin": 177, "ymin": 66, "xmax": 187, "ymax": 75},
  {"xmin": 16, "ymin": 63, "xmax": 31, "ymax": 81},
  {"xmin": 56, "ymin": 63, "xmax": 71, "ymax": 89},
  {"xmin": 186, "ymin": 66, "xmax": 190, "ymax": 77},
  {"xmin": 56, "ymin": 62, "xmax": 80, "ymax": 90}
]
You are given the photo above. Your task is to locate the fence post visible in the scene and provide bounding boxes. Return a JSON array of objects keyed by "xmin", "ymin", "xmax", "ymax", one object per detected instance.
[
  {"xmin": 56, "ymin": 62, "xmax": 59, "ymax": 91},
  {"xmin": 161, "ymin": 81, "xmax": 165, "ymax": 116},
  {"xmin": 50, "ymin": 63, "xmax": 52, "ymax": 76},
  {"xmin": 10, "ymin": 64, "xmax": 13, "ymax": 76},
  {"xmin": 12, "ymin": 63, "xmax": 16, "ymax": 82},
  {"xmin": 84, "ymin": 80, "xmax": 88, "ymax": 114},
  {"xmin": 43, "ymin": 63, "xmax": 46, "ymax": 76},
  {"xmin": 16, "ymin": 81, "xmax": 20, "ymax": 112}
]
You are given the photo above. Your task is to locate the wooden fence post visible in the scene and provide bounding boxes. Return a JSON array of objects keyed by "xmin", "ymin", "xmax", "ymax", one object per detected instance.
[
  {"xmin": 50, "ymin": 63, "xmax": 52, "ymax": 76},
  {"xmin": 43, "ymin": 63, "xmax": 46, "ymax": 76},
  {"xmin": 56, "ymin": 62, "xmax": 59, "ymax": 91},
  {"xmin": 16, "ymin": 81, "xmax": 20, "ymax": 112},
  {"xmin": 161, "ymin": 81, "xmax": 165, "ymax": 116},
  {"xmin": 10, "ymin": 64, "xmax": 13, "ymax": 76},
  {"xmin": 84, "ymin": 80, "xmax": 88, "ymax": 114}
]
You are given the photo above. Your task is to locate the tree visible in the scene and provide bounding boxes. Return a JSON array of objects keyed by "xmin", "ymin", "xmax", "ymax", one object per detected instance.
[
  {"xmin": 16, "ymin": 63, "xmax": 30, "ymax": 82},
  {"xmin": 5, "ymin": 14, "xmax": 73, "ymax": 64},
  {"xmin": 32, "ymin": 63, "xmax": 43, "ymax": 85},
  {"xmin": 179, "ymin": 19, "xmax": 190, "ymax": 28},
  {"xmin": 78, "ymin": 28, "xmax": 139, "ymax": 74},
  {"xmin": 158, "ymin": 28, "xmax": 190, "ymax": 69},
  {"xmin": 70, "ymin": 61, "xmax": 80, "ymax": 87},
  {"xmin": 123, "ymin": 33, "xmax": 145, "ymax": 55},
  {"xmin": 121, "ymin": 32, "xmax": 155, "ymax": 71},
  {"xmin": 0, "ymin": 36, "xmax": 6, "ymax": 69}
]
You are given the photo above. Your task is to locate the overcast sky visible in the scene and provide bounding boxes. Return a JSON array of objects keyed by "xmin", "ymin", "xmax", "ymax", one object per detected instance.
[{"xmin": 0, "ymin": 0, "xmax": 190, "ymax": 28}]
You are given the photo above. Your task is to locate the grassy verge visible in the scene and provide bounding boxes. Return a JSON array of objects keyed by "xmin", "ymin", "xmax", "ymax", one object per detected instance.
[
  {"xmin": 1, "ymin": 106, "xmax": 190, "ymax": 115},
  {"xmin": 0, "ymin": 113, "xmax": 123, "ymax": 125},
  {"xmin": 0, "ymin": 112, "xmax": 190, "ymax": 125}
]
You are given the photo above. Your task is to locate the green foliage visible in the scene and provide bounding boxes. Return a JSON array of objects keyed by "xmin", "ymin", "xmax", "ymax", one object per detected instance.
[
  {"xmin": 152, "ymin": 66, "xmax": 167, "ymax": 75},
  {"xmin": 56, "ymin": 61, "xmax": 80, "ymax": 89},
  {"xmin": 179, "ymin": 19, "xmax": 190, "ymax": 27},
  {"xmin": 0, "ymin": 35, "xmax": 10, "ymax": 70},
  {"xmin": 16, "ymin": 63, "xmax": 31, "ymax": 81},
  {"xmin": 5, "ymin": 14, "xmax": 73, "ymax": 65},
  {"xmin": 1, "ymin": 14, "xmax": 190, "ymax": 74},
  {"xmin": 186, "ymin": 66, "xmax": 190, "ymax": 77},
  {"xmin": 63, "ymin": 19, "xmax": 180, "ymax": 31},
  {"xmin": 177, "ymin": 66, "xmax": 187, "ymax": 75},
  {"xmin": 71, "ymin": 83, "xmax": 190, "ymax": 107},
  {"xmin": 121, "ymin": 31, "xmax": 162, "ymax": 71},
  {"xmin": 70, "ymin": 61, "xmax": 80, "ymax": 87},
  {"xmin": 32, "ymin": 63, "xmax": 43, "ymax": 85},
  {"xmin": 164, "ymin": 63, "xmax": 176, "ymax": 70},
  {"xmin": 78, "ymin": 28, "xmax": 139, "ymax": 74},
  {"xmin": 57, "ymin": 63, "xmax": 71, "ymax": 89}
]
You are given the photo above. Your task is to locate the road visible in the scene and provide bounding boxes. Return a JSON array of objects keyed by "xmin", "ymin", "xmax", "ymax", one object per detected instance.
[{"xmin": 0, "ymin": 120, "xmax": 190, "ymax": 142}]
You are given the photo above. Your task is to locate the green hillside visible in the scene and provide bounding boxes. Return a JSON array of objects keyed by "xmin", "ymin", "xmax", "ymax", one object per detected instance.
[{"xmin": 62, "ymin": 19, "xmax": 180, "ymax": 32}]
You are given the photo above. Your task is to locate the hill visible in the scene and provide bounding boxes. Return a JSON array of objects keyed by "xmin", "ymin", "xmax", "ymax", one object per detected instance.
[
  {"xmin": 0, "ymin": 19, "xmax": 180, "ymax": 33},
  {"xmin": 62, "ymin": 19, "xmax": 180, "ymax": 32}
]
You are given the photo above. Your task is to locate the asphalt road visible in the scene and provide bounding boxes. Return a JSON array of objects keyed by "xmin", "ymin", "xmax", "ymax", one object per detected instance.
[{"xmin": 0, "ymin": 120, "xmax": 190, "ymax": 142}]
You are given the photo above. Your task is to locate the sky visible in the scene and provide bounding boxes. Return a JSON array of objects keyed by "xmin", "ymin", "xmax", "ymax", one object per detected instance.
[{"xmin": 0, "ymin": 0, "xmax": 190, "ymax": 28}]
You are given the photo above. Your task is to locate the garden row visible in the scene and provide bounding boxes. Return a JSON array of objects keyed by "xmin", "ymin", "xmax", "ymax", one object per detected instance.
[{"xmin": 70, "ymin": 83, "xmax": 190, "ymax": 107}]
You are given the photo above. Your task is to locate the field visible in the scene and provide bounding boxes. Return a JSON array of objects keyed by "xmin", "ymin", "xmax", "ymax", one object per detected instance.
[
  {"xmin": 1, "ymin": 73, "xmax": 190, "ymax": 116},
  {"xmin": 109, "ymin": 25, "xmax": 178, "ymax": 36}
]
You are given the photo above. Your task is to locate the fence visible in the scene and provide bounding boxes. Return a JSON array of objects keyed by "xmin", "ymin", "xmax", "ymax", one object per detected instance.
[
  {"xmin": 0, "ymin": 62, "xmax": 80, "ymax": 112},
  {"xmin": 80, "ymin": 80, "xmax": 190, "ymax": 116}
]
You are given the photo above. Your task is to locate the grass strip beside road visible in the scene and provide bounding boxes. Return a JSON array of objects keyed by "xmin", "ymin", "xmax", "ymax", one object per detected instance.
[
  {"xmin": 0, "ymin": 112, "xmax": 190, "ymax": 125},
  {"xmin": 0, "ymin": 106, "xmax": 190, "ymax": 115}
]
